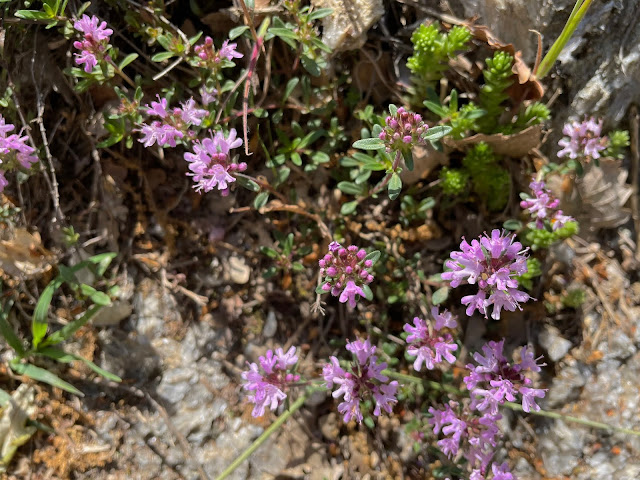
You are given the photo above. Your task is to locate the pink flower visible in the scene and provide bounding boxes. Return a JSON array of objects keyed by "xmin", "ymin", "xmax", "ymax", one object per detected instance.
[
  {"xmin": 183, "ymin": 128, "xmax": 246, "ymax": 194},
  {"xmin": 145, "ymin": 95, "xmax": 169, "ymax": 118},
  {"xmin": 558, "ymin": 117, "xmax": 607, "ymax": 160},
  {"xmin": 138, "ymin": 96, "xmax": 208, "ymax": 149},
  {"xmin": 378, "ymin": 106, "xmax": 428, "ymax": 155},
  {"xmin": 464, "ymin": 340, "xmax": 546, "ymax": 414},
  {"xmin": 318, "ymin": 242, "xmax": 375, "ymax": 308},
  {"xmin": 324, "ymin": 338, "xmax": 398, "ymax": 424},
  {"xmin": 194, "ymin": 36, "xmax": 243, "ymax": 69},
  {"xmin": 72, "ymin": 15, "xmax": 113, "ymax": 73},
  {"xmin": 521, "ymin": 180, "xmax": 574, "ymax": 232},
  {"xmin": 0, "ymin": 114, "xmax": 39, "ymax": 191},
  {"xmin": 442, "ymin": 230, "xmax": 531, "ymax": 320},
  {"xmin": 428, "ymin": 401, "xmax": 502, "ymax": 473},
  {"xmin": 179, "ymin": 98, "xmax": 207, "ymax": 126},
  {"xmin": 219, "ymin": 40, "xmax": 243, "ymax": 60},
  {"xmin": 200, "ymin": 86, "xmax": 218, "ymax": 106},
  {"xmin": 403, "ymin": 309, "xmax": 458, "ymax": 371},
  {"xmin": 241, "ymin": 346, "xmax": 300, "ymax": 418},
  {"xmin": 339, "ymin": 280, "xmax": 365, "ymax": 308}
]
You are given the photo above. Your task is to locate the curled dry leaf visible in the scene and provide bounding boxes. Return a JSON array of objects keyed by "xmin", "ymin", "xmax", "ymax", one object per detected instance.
[
  {"xmin": 0, "ymin": 384, "xmax": 37, "ymax": 473},
  {"xmin": 465, "ymin": 23, "xmax": 545, "ymax": 102},
  {"xmin": 0, "ymin": 228, "xmax": 53, "ymax": 278},
  {"xmin": 444, "ymin": 124, "xmax": 543, "ymax": 157},
  {"xmin": 548, "ymin": 158, "xmax": 633, "ymax": 231},
  {"xmin": 313, "ymin": 0, "xmax": 384, "ymax": 52}
]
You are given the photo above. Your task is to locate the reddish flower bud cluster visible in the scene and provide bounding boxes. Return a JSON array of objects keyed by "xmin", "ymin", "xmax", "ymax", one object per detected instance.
[
  {"xmin": 378, "ymin": 107, "xmax": 428, "ymax": 154},
  {"xmin": 319, "ymin": 242, "xmax": 374, "ymax": 308}
]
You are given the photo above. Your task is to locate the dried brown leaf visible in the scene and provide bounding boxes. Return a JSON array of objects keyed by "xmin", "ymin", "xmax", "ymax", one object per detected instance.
[
  {"xmin": 0, "ymin": 229, "xmax": 53, "ymax": 278},
  {"xmin": 444, "ymin": 124, "xmax": 543, "ymax": 157}
]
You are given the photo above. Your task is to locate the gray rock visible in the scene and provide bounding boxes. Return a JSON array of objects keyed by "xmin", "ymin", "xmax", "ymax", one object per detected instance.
[
  {"xmin": 539, "ymin": 420, "xmax": 587, "ymax": 476},
  {"xmin": 539, "ymin": 325, "xmax": 573, "ymax": 361}
]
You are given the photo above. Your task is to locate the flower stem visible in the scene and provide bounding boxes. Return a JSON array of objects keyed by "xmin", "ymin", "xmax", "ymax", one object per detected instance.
[
  {"xmin": 215, "ymin": 388, "xmax": 320, "ymax": 480},
  {"xmin": 537, "ymin": 0, "xmax": 593, "ymax": 78},
  {"xmin": 369, "ymin": 150, "xmax": 402, "ymax": 197},
  {"xmin": 503, "ymin": 401, "xmax": 640, "ymax": 437},
  {"xmin": 383, "ymin": 369, "xmax": 640, "ymax": 437}
]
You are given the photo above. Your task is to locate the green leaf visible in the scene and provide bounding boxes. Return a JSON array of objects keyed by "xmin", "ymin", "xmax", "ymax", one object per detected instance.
[
  {"xmin": 254, "ymin": 192, "xmax": 269, "ymax": 209},
  {"xmin": 419, "ymin": 197, "xmax": 436, "ymax": 211},
  {"xmin": 188, "ymin": 31, "xmax": 203, "ymax": 45},
  {"xmin": 235, "ymin": 175, "xmax": 261, "ymax": 192},
  {"xmin": 300, "ymin": 55, "xmax": 321, "ymax": 77},
  {"xmin": 403, "ymin": 149, "xmax": 414, "ymax": 171},
  {"xmin": 0, "ymin": 300, "xmax": 25, "ymax": 356},
  {"xmin": 388, "ymin": 173, "xmax": 402, "ymax": 200},
  {"xmin": 31, "ymin": 279, "xmax": 61, "ymax": 349},
  {"xmin": 87, "ymin": 252, "xmax": 116, "ymax": 277},
  {"xmin": 151, "ymin": 51, "xmax": 175, "ymax": 62},
  {"xmin": 432, "ymin": 286, "xmax": 449, "ymax": 305},
  {"xmin": 38, "ymin": 348, "xmax": 121, "ymax": 382},
  {"xmin": 290, "ymin": 151, "xmax": 302, "ymax": 166},
  {"xmin": 229, "ymin": 25, "xmax": 250, "ymax": 40},
  {"xmin": 364, "ymin": 250, "xmax": 381, "ymax": 266},
  {"xmin": 118, "ymin": 53, "xmax": 138, "ymax": 69},
  {"xmin": 503, "ymin": 219, "xmax": 523, "ymax": 231},
  {"xmin": 260, "ymin": 246, "xmax": 278, "ymax": 259},
  {"xmin": 361, "ymin": 284, "xmax": 374, "ymax": 301},
  {"xmin": 352, "ymin": 138, "xmax": 384, "ymax": 150},
  {"xmin": 90, "ymin": 291, "xmax": 112, "ymax": 306},
  {"xmin": 269, "ymin": 27, "xmax": 298, "ymax": 40},
  {"xmin": 340, "ymin": 200, "xmax": 358, "ymax": 215},
  {"xmin": 388, "ymin": 104, "xmax": 398, "ymax": 116},
  {"xmin": 423, "ymin": 125, "xmax": 453, "ymax": 141},
  {"xmin": 15, "ymin": 10, "xmax": 53, "ymax": 20},
  {"xmin": 10, "ymin": 361, "xmax": 83, "ymax": 396},
  {"xmin": 39, "ymin": 305, "xmax": 102, "ymax": 348},
  {"xmin": 308, "ymin": 8, "xmax": 333, "ymax": 20},
  {"xmin": 423, "ymin": 101, "xmax": 447, "ymax": 118},
  {"xmin": 282, "ymin": 77, "xmax": 299, "ymax": 103},
  {"xmin": 316, "ymin": 284, "xmax": 328, "ymax": 295},
  {"xmin": 364, "ymin": 416, "xmax": 375, "ymax": 429},
  {"xmin": 337, "ymin": 181, "xmax": 364, "ymax": 196},
  {"xmin": 310, "ymin": 151, "xmax": 329, "ymax": 164}
]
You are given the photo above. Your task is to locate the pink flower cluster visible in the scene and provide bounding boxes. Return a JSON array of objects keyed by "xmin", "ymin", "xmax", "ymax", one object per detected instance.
[
  {"xmin": 464, "ymin": 340, "xmax": 546, "ymax": 414},
  {"xmin": 73, "ymin": 15, "xmax": 113, "ymax": 73},
  {"xmin": 442, "ymin": 230, "xmax": 531, "ymax": 320},
  {"xmin": 138, "ymin": 95, "xmax": 207, "ymax": 148},
  {"xmin": 520, "ymin": 181, "xmax": 574, "ymax": 231},
  {"xmin": 558, "ymin": 117, "xmax": 607, "ymax": 160},
  {"xmin": 319, "ymin": 242, "xmax": 375, "ymax": 308},
  {"xmin": 193, "ymin": 37, "xmax": 243, "ymax": 69},
  {"xmin": 379, "ymin": 106, "xmax": 428, "ymax": 154},
  {"xmin": 323, "ymin": 338, "xmax": 398, "ymax": 424},
  {"xmin": 184, "ymin": 128, "xmax": 247, "ymax": 195},
  {"xmin": 429, "ymin": 401, "xmax": 506, "ymax": 477},
  {"xmin": 404, "ymin": 307, "xmax": 458, "ymax": 371},
  {"xmin": 241, "ymin": 346, "xmax": 300, "ymax": 418},
  {"xmin": 0, "ymin": 115, "xmax": 39, "ymax": 192}
]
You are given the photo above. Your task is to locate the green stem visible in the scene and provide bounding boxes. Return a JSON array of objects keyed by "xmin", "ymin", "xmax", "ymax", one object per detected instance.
[
  {"xmin": 537, "ymin": 0, "xmax": 593, "ymax": 78},
  {"xmin": 369, "ymin": 150, "xmax": 402, "ymax": 197},
  {"xmin": 215, "ymin": 388, "xmax": 320, "ymax": 480},
  {"xmin": 383, "ymin": 369, "xmax": 640, "ymax": 437},
  {"xmin": 503, "ymin": 401, "xmax": 640, "ymax": 437}
]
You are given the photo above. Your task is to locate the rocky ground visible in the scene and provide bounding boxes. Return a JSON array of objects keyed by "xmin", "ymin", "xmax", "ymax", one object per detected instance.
[{"xmin": 2, "ymin": 0, "xmax": 640, "ymax": 479}]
